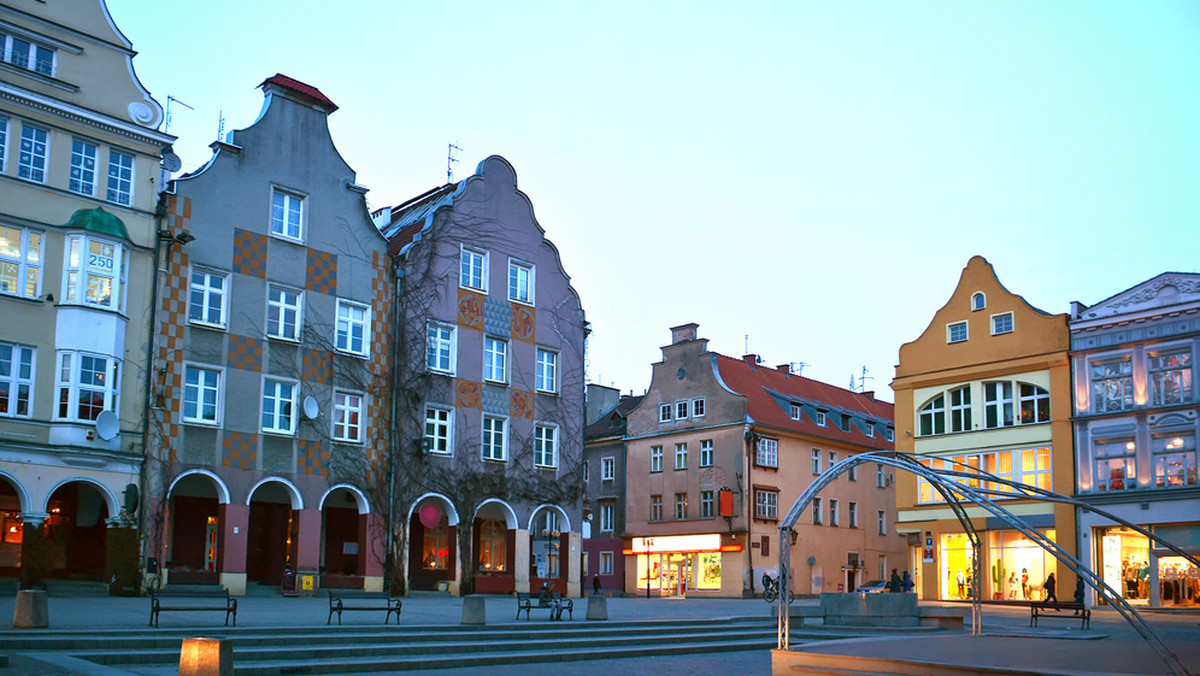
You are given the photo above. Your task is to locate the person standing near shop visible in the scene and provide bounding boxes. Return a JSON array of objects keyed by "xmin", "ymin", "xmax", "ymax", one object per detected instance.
[
  {"xmin": 1043, "ymin": 573, "xmax": 1058, "ymax": 604},
  {"xmin": 889, "ymin": 568, "xmax": 903, "ymax": 593}
]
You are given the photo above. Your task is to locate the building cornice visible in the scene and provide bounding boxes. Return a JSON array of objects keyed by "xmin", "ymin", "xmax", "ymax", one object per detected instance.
[{"xmin": 0, "ymin": 81, "xmax": 174, "ymax": 149}]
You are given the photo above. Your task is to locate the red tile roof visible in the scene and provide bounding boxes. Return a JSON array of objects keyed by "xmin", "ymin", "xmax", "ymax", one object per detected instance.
[
  {"xmin": 377, "ymin": 183, "xmax": 459, "ymax": 255},
  {"xmin": 714, "ymin": 354, "xmax": 894, "ymax": 450},
  {"xmin": 260, "ymin": 74, "xmax": 338, "ymax": 112}
]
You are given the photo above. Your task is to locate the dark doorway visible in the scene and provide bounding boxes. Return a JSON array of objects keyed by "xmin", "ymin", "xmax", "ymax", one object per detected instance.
[
  {"xmin": 247, "ymin": 482, "xmax": 294, "ymax": 585},
  {"xmin": 45, "ymin": 482, "xmax": 109, "ymax": 580}
]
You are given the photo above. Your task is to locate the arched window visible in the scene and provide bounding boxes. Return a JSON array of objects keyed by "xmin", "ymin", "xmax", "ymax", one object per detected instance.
[
  {"xmin": 919, "ymin": 395, "xmax": 945, "ymax": 436},
  {"xmin": 1018, "ymin": 383, "xmax": 1050, "ymax": 424},
  {"xmin": 478, "ymin": 519, "xmax": 507, "ymax": 572},
  {"xmin": 971, "ymin": 292, "xmax": 986, "ymax": 311}
]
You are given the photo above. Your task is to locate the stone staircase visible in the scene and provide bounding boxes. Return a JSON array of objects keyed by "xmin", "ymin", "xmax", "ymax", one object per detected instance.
[{"xmin": 0, "ymin": 617, "xmax": 868, "ymax": 674}]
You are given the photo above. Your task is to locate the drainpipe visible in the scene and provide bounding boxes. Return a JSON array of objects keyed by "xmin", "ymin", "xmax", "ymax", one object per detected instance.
[
  {"xmin": 385, "ymin": 263, "xmax": 404, "ymax": 592},
  {"xmin": 744, "ymin": 423, "xmax": 754, "ymax": 597},
  {"xmin": 140, "ymin": 192, "xmax": 169, "ymax": 559}
]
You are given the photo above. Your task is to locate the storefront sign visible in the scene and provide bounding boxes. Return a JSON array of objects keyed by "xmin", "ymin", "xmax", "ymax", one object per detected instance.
[
  {"xmin": 924, "ymin": 536, "xmax": 934, "ymax": 563},
  {"xmin": 630, "ymin": 534, "xmax": 721, "ymax": 554}
]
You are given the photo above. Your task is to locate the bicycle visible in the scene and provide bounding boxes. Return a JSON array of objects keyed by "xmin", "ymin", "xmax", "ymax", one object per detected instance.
[{"xmin": 762, "ymin": 574, "xmax": 795, "ymax": 603}]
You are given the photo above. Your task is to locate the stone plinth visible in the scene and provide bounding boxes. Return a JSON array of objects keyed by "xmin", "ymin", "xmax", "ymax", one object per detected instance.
[
  {"xmin": 586, "ymin": 595, "xmax": 608, "ymax": 620},
  {"xmin": 820, "ymin": 592, "xmax": 918, "ymax": 627},
  {"xmin": 13, "ymin": 589, "xmax": 48, "ymax": 628},
  {"xmin": 461, "ymin": 595, "xmax": 486, "ymax": 625},
  {"xmin": 179, "ymin": 637, "xmax": 233, "ymax": 676}
]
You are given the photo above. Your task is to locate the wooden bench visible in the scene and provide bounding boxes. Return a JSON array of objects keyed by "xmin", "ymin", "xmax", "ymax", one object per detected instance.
[
  {"xmin": 1030, "ymin": 601, "xmax": 1090, "ymax": 629},
  {"xmin": 149, "ymin": 585, "xmax": 237, "ymax": 627},
  {"xmin": 515, "ymin": 591, "xmax": 573, "ymax": 620},
  {"xmin": 327, "ymin": 589, "xmax": 402, "ymax": 625}
]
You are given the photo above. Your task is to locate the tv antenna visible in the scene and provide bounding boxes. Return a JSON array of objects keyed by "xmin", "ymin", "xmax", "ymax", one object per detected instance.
[
  {"xmin": 790, "ymin": 362, "xmax": 809, "ymax": 376},
  {"xmin": 217, "ymin": 111, "xmax": 226, "ymax": 142},
  {"xmin": 850, "ymin": 365, "xmax": 873, "ymax": 393},
  {"xmin": 165, "ymin": 96, "xmax": 193, "ymax": 134},
  {"xmin": 447, "ymin": 142, "xmax": 462, "ymax": 183}
]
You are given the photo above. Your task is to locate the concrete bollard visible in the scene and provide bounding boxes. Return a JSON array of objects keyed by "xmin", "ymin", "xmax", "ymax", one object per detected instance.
[
  {"xmin": 461, "ymin": 595, "xmax": 486, "ymax": 625},
  {"xmin": 586, "ymin": 595, "xmax": 608, "ymax": 620},
  {"xmin": 13, "ymin": 589, "xmax": 49, "ymax": 628},
  {"xmin": 179, "ymin": 637, "xmax": 233, "ymax": 676}
]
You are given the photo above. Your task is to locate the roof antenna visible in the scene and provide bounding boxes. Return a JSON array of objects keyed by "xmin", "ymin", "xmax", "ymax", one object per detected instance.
[
  {"xmin": 447, "ymin": 142, "xmax": 461, "ymax": 183},
  {"xmin": 744, "ymin": 334, "xmax": 749, "ymax": 354},
  {"xmin": 165, "ymin": 95, "xmax": 193, "ymax": 134},
  {"xmin": 852, "ymin": 365, "xmax": 873, "ymax": 393},
  {"xmin": 217, "ymin": 110, "xmax": 226, "ymax": 142}
]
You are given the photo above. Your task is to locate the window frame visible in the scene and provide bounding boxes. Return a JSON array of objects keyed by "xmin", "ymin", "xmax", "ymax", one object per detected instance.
[
  {"xmin": 878, "ymin": 509, "xmax": 887, "ymax": 535},
  {"xmin": 812, "ymin": 448, "xmax": 821, "ymax": 475},
  {"xmin": 507, "ymin": 258, "xmax": 535, "ymax": 305},
  {"xmin": 0, "ymin": 223, "xmax": 42, "ymax": 300},
  {"xmin": 658, "ymin": 403, "xmax": 672, "ymax": 423},
  {"xmin": 919, "ymin": 394, "xmax": 946, "ymax": 436},
  {"xmin": 63, "ymin": 234, "xmax": 126, "ymax": 312},
  {"xmin": 0, "ymin": 341, "xmax": 35, "ymax": 418},
  {"xmin": 332, "ymin": 389, "xmax": 365, "ymax": 443},
  {"xmin": 650, "ymin": 495, "xmax": 663, "ymax": 522},
  {"xmin": 756, "ymin": 437, "xmax": 778, "ymax": 468},
  {"xmin": 535, "ymin": 347, "xmax": 559, "ymax": 393},
  {"xmin": 483, "ymin": 336, "xmax": 508, "ymax": 384},
  {"xmin": 599, "ymin": 503, "xmax": 614, "ymax": 532},
  {"xmin": 534, "ymin": 423, "xmax": 558, "ymax": 468},
  {"xmin": 18, "ymin": 123, "xmax": 48, "ymax": 183},
  {"xmin": 425, "ymin": 322, "xmax": 456, "ymax": 375},
  {"xmin": 755, "ymin": 489, "xmax": 779, "ymax": 520},
  {"xmin": 699, "ymin": 439, "xmax": 714, "ymax": 467},
  {"xmin": 848, "ymin": 501, "xmax": 858, "ymax": 528},
  {"xmin": 601, "ymin": 456, "xmax": 615, "ymax": 481},
  {"xmin": 181, "ymin": 363, "xmax": 223, "ymax": 426},
  {"xmin": 0, "ymin": 116, "xmax": 8, "ymax": 173},
  {"xmin": 949, "ymin": 386, "xmax": 971, "ymax": 433},
  {"xmin": 811, "ymin": 497, "xmax": 822, "ymax": 525},
  {"xmin": 700, "ymin": 490, "xmax": 714, "ymax": 518},
  {"xmin": 675, "ymin": 399, "xmax": 689, "ymax": 420},
  {"xmin": 482, "ymin": 415, "xmax": 508, "ymax": 462},
  {"xmin": 984, "ymin": 381, "xmax": 1015, "ymax": 428},
  {"xmin": 650, "ymin": 445, "xmax": 663, "ymax": 473},
  {"xmin": 335, "ymin": 299, "xmax": 371, "ymax": 357},
  {"xmin": 674, "ymin": 442, "xmax": 687, "ymax": 470},
  {"xmin": 69, "ymin": 138, "xmax": 98, "ymax": 196},
  {"xmin": 459, "ymin": 245, "xmax": 488, "ymax": 293},
  {"xmin": 599, "ymin": 550, "xmax": 614, "ymax": 575},
  {"xmin": 1, "ymin": 34, "xmax": 56, "ymax": 75},
  {"xmin": 674, "ymin": 492, "xmax": 688, "ymax": 520},
  {"xmin": 424, "ymin": 405, "xmax": 453, "ymax": 455},
  {"xmin": 990, "ymin": 311, "xmax": 1014, "ymax": 336},
  {"xmin": 692, "ymin": 397, "xmax": 706, "ymax": 418},
  {"xmin": 54, "ymin": 351, "xmax": 121, "ymax": 422},
  {"xmin": 269, "ymin": 187, "xmax": 305, "ymax": 242},
  {"xmin": 105, "ymin": 148, "xmax": 135, "ymax": 206},
  {"xmin": 1148, "ymin": 347, "xmax": 1193, "ymax": 407},
  {"xmin": 1090, "ymin": 355, "xmax": 1134, "ymax": 413},
  {"xmin": 1151, "ymin": 433, "xmax": 1197, "ymax": 489},
  {"xmin": 971, "ymin": 292, "xmax": 986, "ymax": 311},
  {"xmin": 829, "ymin": 498, "xmax": 839, "ymax": 527},
  {"xmin": 266, "ymin": 284, "xmax": 303, "ymax": 342},
  {"xmin": 947, "ymin": 320, "xmax": 968, "ymax": 344},
  {"xmin": 815, "ymin": 410, "xmax": 827, "ymax": 427},
  {"xmin": 260, "ymin": 377, "xmax": 298, "ymax": 435},
  {"xmin": 790, "ymin": 403, "xmax": 801, "ymax": 421},
  {"xmin": 188, "ymin": 267, "xmax": 229, "ymax": 329}
]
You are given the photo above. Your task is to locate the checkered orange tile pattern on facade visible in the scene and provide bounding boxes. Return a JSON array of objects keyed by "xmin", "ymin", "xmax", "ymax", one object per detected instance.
[
  {"xmin": 222, "ymin": 430, "xmax": 258, "ymax": 470},
  {"xmin": 227, "ymin": 334, "xmax": 263, "ymax": 373},
  {"xmin": 233, "ymin": 228, "xmax": 268, "ymax": 278},
  {"xmin": 306, "ymin": 247, "xmax": 338, "ymax": 295}
]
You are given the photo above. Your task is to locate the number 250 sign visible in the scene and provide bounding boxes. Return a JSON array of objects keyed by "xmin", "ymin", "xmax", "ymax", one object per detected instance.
[{"xmin": 89, "ymin": 253, "xmax": 113, "ymax": 270}]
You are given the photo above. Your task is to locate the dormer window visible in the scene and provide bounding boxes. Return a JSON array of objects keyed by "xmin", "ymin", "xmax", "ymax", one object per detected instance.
[
  {"xmin": 840, "ymin": 415, "xmax": 851, "ymax": 432},
  {"xmin": 659, "ymin": 403, "xmax": 672, "ymax": 423},
  {"xmin": 815, "ymin": 411, "xmax": 827, "ymax": 427},
  {"xmin": 789, "ymin": 403, "xmax": 801, "ymax": 421},
  {"xmin": 971, "ymin": 292, "xmax": 986, "ymax": 311}
]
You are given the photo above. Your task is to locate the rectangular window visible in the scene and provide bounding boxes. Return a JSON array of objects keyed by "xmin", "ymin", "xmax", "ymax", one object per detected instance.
[
  {"xmin": 482, "ymin": 415, "xmax": 507, "ymax": 461},
  {"xmin": 601, "ymin": 456, "xmax": 615, "ymax": 481},
  {"xmin": 534, "ymin": 424, "xmax": 558, "ymax": 468},
  {"xmin": 755, "ymin": 490, "xmax": 778, "ymax": 520},
  {"xmin": 424, "ymin": 405, "xmax": 452, "ymax": 455},
  {"xmin": 266, "ymin": 286, "xmax": 302, "ymax": 341},
  {"xmin": 920, "ymin": 394, "xmax": 945, "ymax": 436},
  {"xmin": 829, "ymin": 499, "xmax": 839, "ymax": 527},
  {"xmin": 18, "ymin": 124, "xmax": 48, "ymax": 183},
  {"xmin": 508, "ymin": 260, "xmax": 534, "ymax": 304},
  {"xmin": 659, "ymin": 403, "xmax": 672, "ymax": 423},
  {"xmin": 188, "ymin": 268, "xmax": 228, "ymax": 328},
  {"xmin": 0, "ymin": 341, "xmax": 35, "ymax": 417},
  {"xmin": 335, "ymin": 300, "xmax": 370, "ymax": 356},
  {"xmin": 886, "ymin": 428, "xmax": 894, "ymax": 441},
  {"xmin": 699, "ymin": 439, "xmax": 713, "ymax": 467},
  {"xmin": 848, "ymin": 462, "xmax": 858, "ymax": 481},
  {"xmin": 105, "ymin": 149, "xmax": 134, "ymax": 205},
  {"xmin": 692, "ymin": 397, "xmax": 705, "ymax": 417},
  {"xmin": 877, "ymin": 463, "xmax": 886, "ymax": 488},
  {"xmin": 1091, "ymin": 357, "xmax": 1133, "ymax": 413},
  {"xmin": 991, "ymin": 312, "xmax": 1013, "ymax": 335},
  {"xmin": 484, "ymin": 336, "xmax": 508, "ymax": 383},
  {"xmin": 270, "ymin": 188, "xmax": 304, "ymax": 240},
  {"xmin": 600, "ymin": 504, "xmax": 614, "ymax": 532},
  {"xmin": 829, "ymin": 451, "xmax": 837, "ymax": 470},
  {"xmin": 984, "ymin": 382, "xmax": 1014, "ymax": 428},
  {"xmin": 64, "ymin": 235, "xmax": 125, "ymax": 311},
  {"xmin": 1018, "ymin": 384, "xmax": 1050, "ymax": 424},
  {"xmin": 536, "ymin": 348, "xmax": 558, "ymax": 393},
  {"xmin": 1151, "ymin": 433, "xmax": 1197, "ymax": 488},
  {"xmin": 812, "ymin": 448, "xmax": 821, "ymax": 474},
  {"xmin": 261, "ymin": 378, "xmax": 296, "ymax": 434},
  {"xmin": 674, "ymin": 493, "xmax": 688, "ymax": 520},
  {"xmin": 583, "ymin": 462, "xmax": 589, "ymax": 483},
  {"xmin": 0, "ymin": 117, "xmax": 8, "ymax": 172},
  {"xmin": 332, "ymin": 390, "xmax": 364, "ymax": 443},
  {"xmin": 756, "ymin": 437, "xmax": 778, "ymax": 467},
  {"xmin": 790, "ymin": 403, "xmax": 801, "ymax": 420},
  {"xmin": 182, "ymin": 365, "xmax": 221, "ymax": 424},
  {"xmin": 426, "ymin": 322, "xmax": 455, "ymax": 374},
  {"xmin": 674, "ymin": 442, "xmax": 687, "ymax": 469},
  {"xmin": 848, "ymin": 501, "xmax": 858, "ymax": 528},
  {"xmin": 650, "ymin": 495, "xmax": 663, "ymax": 521},
  {"xmin": 947, "ymin": 321, "xmax": 968, "ymax": 344},
  {"xmin": 56, "ymin": 352, "xmax": 120, "ymax": 422},
  {"xmin": 1149, "ymin": 349, "xmax": 1193, "ymax": 406},
  {"xmin": 69, "ymin": 139, "xmax": 98, "ymax": 196},
  {"xmin": 812, "ymin": 497, "xmax": 822, "ymax": 525},
  {"xmin": 600, "ymin": 551, "xmax": 614, "ymax": 575},
  {"xmin": 700, "ymin": 490, "xmax": 714, "ymax": 518},
  {"xmin": 878, "ymin": 510, "xmax": 887, "ymax": 535},
  {"xmin": 1, "ymin": 35, "xmax": 55, "ymax": 75},
  {"xmin": 949, "ymin": 386, "xmax": 971, "ymax": 432},
  {"xmin": 0, "ymin": 224, "xmax": 42, "ymax": 299},
  {"xmin": 650, "ymin": 445, "xmax": 663, "ymax": 472},
  {"xmin": 865, "ymin": 425, "xmax": 875, "ymax": 438},
  {"xmin": 675, "ymin": 399, "xmax": 689, "ymax": 419},
  {"xmin": 815, "ymin": 411, "xmax": 827, "ymax": 426},
  {"xmin": 460, "ymin": 246, "xmax": 487, "ymax": 292},
  {"xmin": 1095, "ymin": 439, "xmax": 1136, "ymax": 491}
]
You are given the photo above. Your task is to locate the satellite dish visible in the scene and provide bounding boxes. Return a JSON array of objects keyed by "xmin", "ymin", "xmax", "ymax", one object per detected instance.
[
  {"xmin": 302, "ymin": 396, "xmax": 320, "ymax": 420},
  {"xmin": 162, "ymin": 151, "xmax": 183, "ymax": 173},
  {"xmin": 95, "ymin": 410, "xmax": 120, "ymax": 440}
]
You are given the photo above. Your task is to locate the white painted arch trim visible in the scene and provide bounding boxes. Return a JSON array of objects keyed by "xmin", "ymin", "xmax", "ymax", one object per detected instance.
[
  {"xmin": 0, "ymin": 468, "xmax": 33, "ymax": 513},
  {"xmin": 406, "ymin": 492, "xmax": 460, "ymax": 526},
  {"xmin": 167, "ymin": 469, "xmax": 231, "ymax": 504},
  {"xmin": 473, "ymin": 498, "xmax": 518, "ymax": 529},
  {"xmin": 527, "ymin": 503, "xmax": 571, "ymax": 534},
  {"xmin": 41, "ymin": 475, "xmax": 119, "ymax": 518},
  {"xmin": 246, "ymin": 476, "xmax": 303, "ymax": 510},
  {"xmin": 319, "ymin": 484, "xmax": 371, "ymax": 515}
]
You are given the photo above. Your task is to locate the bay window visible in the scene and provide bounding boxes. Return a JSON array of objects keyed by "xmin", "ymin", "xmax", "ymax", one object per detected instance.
[
  {"xmin": 64, "ymin": 235, "xmax": 125, "ymax": 311},
  {"xmin": 0, "ymin": 342, "xmax": 34, "ymax": 417},
  {"xmin": 55, "ymin": 352, "xmax": 119, "ymax": 421}
]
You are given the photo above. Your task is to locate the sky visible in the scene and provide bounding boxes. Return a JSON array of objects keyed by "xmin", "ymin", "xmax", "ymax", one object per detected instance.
[{"xmin": 106, "ymin": 1, "xmax": 1200, "ymax": 402}]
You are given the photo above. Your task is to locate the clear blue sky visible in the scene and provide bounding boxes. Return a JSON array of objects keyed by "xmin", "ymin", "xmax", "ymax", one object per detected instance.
[{"xmin": 108, "ymin": 1, "xmax": 1200, "ymax": 402}]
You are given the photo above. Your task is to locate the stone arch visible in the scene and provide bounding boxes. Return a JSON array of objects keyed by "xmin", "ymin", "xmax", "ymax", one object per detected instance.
[
  {"xmin": 319, "ymin": 484, "xmax": 370, "ymax": 514},
  {"xmin": 406, "ymin": 492, "xmax": 459, "ymax": 526},
  {"xmin": 167, "ymin": 469, "xmax": 231, "ymax": 504},
  {"xmin": 0, "ymin": 468, "xmax": 32, "ymax": 513},
  {"xmin": 41, "ymin": 476, "xmax": 119, "ymax": 517},
  {"xmin": 246, "ymin": 476, "xmax": 303, "ymax": 510},
  {"xmin": 526, "ymin": 503, "xmax": 571, "ymax": 534},
  {"xmin": 473, "ymin": 498, "xmax": 517, "ymax": 529}
]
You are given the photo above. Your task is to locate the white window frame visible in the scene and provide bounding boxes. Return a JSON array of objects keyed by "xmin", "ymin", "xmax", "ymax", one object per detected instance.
[
  {"xmin": 63, "ymin": 234, "xmax": 125, "ymax": 311},
  {"xmin": 536, "ymin": 347, "xmax": 558, "ymax": 393},
  {"xmin": 1148, "ymin": 347, "xmax": 1193, "ymax": 407},
  {"xmin": 1, "ymin": 34, "xmax": 55, "ymax": 75},
  {"xmin": 424, "ymin": 405, "xmax": 453, "ymax": 455},
  {"xmin": 790, "ymin": 403, "xmax": 801, "ymax": 421},
  {"xmin": 829, "ymin": 498, "xmax": 839, "ymax": 527},
  {"xmin": 482, "ymin": 415, "xmax": 507, "ymax": 462},
  {"xmin": 534, "ymin": 423, "xmax": 558, "ymax": 468},
  {"xmin": 460, "ymin": 245, "xmax": 488, "ymax": 292},
  {"xmin": 949, "ymin": 386, "xmax": 971, "ymax": 433},
  {"xmin": 877, "ymin": 463, "xmax": 886, "ymax": 488},
  {"xmin": 700, "ymin": 490, "xmax": 714, "ymax": 518},
  {"xmin": 674, "ymin": 492, "xmax": 688, "ymax": 520},
  {"xmin": 756, "ymin": 437, "xmax": 778, "ymax": 468},
  {"xmin": 1018, "ymin": 383, "xmax": 1050, "ymax": 424},
  {"xmin": 829, "ymin": 450, "xmax": 837, "ymax": 469},
  {"xmin": 507, "ymin": 258, "xmax": 534, "ymax": 304},
  {"xmin": 755, "ymin": 490, "xmax": 778, "ymax": 520},
  {"xmin": 0, "ymin": 341, "xmax": 35, "ymax": 418},
  {"xmin": 483, "ymin": 336, "xmax": 508, "ymax": 384},
  {"xmin": 971, "ymin": 292, "xmax": 986, "ymax": 311},
  {"xmin": 599, "ymin": 551, "xmax": 614, "ymax": 575},
  {"xmin": 600, "ymin": 504, "xmax": 614, "ymax": 532},
  {"xmin": 188, "ymin": 267, "xmax": 228, "ymax": 328},
  {"xmin": 650, "ymin": 445, "xmax": 663, "ymax": 472},
  {"xmin": 426, "ymin": 322, "xmax": 456, "ymax": 374},
  {"xmin": 947, "ymin": 320, "xmax": 968, "ymax": 344},
  {"xmin": 1090, "ymin": 355, "xmax": 1134, "ymax": 413},
  {"xmin": 812, "ymin": 497, "xmax": 822, "ymax": 525},
  {"xmin": 182, "ymin": 364, "xmax": 222, "ymax": 425},
  {"xmin": 984, "ymin": 381, "xmax": 1014, "ymax": 429},
  {"xmin": 812, "ymin": 448, "xmax": 821, "ymax": 474},
  {"xmin": 105, "ymin": 149, "xmax": 134, "ymax": 205},
  {"xmin": 18, "ymin": 124, "xmax": 48, "ymax": 183},
  {"xmin": 675, "ymin": 399, "xmax": 689, "ymax": 420},
  {"xmin": 865, "ymin": 425, "xmax": 875, "ymax": 438},
  {"xmin": 815, "ymin": 411, "xmax": 827, "ymax": 427},
  {"xmin": 659, "ymin": 403, "xmax": 672, "ymax": 423},
  {"xmin": 691, "ymin": 397, "xmax": 705, "ymax": 418},
  {"xmin": 886, "ymin": 428, "xmax": 894, "ymax": 441},
  {"xmin": 674, "ymin": 442, "xmax": 687, "ymax": 470},
  {"xmin": 54, "ymin": 351, "xmax": 120, "ymax": 422},
  {"xmin": 601, "ymin": 456, "xmax": 615, "ymax": 481},
  {"xmin": 0, "ymin": 224, "xmax": 42, "ymax": 300},
  {"xmin": 266, "ymin": 285, "xmax": 303, "ymax": 341},
  {"xmin": 0, "ymin": 116, "xmax": 8, "ymax": 172},
  {"xmin": 991, "ymin": 312, "xmax": 1014, "ymax": 336},
  {"xmin": 699, "ymin": 439, "xmax": 713, "ymax": 467},
  {"xmin": 919, "ymin": 394, "xmax": 945, "ymax": 436},
  {"xmin": 332, "ymin": 389, "xmax": 365, "ymax": 443},
  {"xmin": 650, "ymin": 495, "xmax": 663, "ymax": 521},
  {"xmin": 848, "ymin": 501, "xmax": 858, "ymax": 528},
  {"xmin": 335, "ymin": 299, "xmax": 370, "ymax": 357},
  {"xmin": 69, "ymin": 138, "xmax": 98, "ymax": 196},
  {"xmin": 261, "ymin": 377, "xmax": 297, "ymax": 435},
  {"xmin": 878, "ymin": 510, "xmax": 887, "ymax": 535},
  {"xmin": 270, "ymin": 188, "xmax": 304, "ymax": 241}
]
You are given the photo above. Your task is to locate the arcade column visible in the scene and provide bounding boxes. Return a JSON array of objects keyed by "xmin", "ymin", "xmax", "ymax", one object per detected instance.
[{"xmin": 218, "ymin": 503, "xmax": 248, "ymax": 595}]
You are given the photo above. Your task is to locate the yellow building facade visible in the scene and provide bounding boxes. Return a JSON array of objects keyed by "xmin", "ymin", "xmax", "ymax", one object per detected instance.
[{"xmin": 891, "ymin": 257, "xmax": 1077, "ymax": 601}]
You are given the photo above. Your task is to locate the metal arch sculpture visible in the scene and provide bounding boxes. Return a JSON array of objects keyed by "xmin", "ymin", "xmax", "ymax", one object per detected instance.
[{"xmin": 774, "ymin": 450, "xmax": 1196, "ymax": 676}]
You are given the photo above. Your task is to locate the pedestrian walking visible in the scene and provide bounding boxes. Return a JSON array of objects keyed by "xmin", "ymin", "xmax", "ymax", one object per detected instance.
[
  {"xmin": 1043, "ymin": 573, "xmax": 1058, "ymax": 604},
  {"xmin": 889, "ymin": 568, "xmax": 903, "ymax": 593},
  {"xmin": 593, "ymin": 573, "xmax": 601, "ymax": 596},
  {"xmin": 902, "ymin": 571, "xmax": 914, "ymax": 593}
]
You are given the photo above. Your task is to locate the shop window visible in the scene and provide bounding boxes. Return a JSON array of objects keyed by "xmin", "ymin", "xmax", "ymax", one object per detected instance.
[
  {"xmin": 1091, "ymin": 356, "xmax": 1133, "ymax": 413},
  {"xmin": 986, "ymin": 529, "xmax": 1056, "ymax": 602},
  {"xmin": 1152, "ymin": 433, "xmax": 1197, "ymax": 488},
  {"xmin": 1094, "ymin": 439, "xmax": 1137, "ymax": 492},
  {"xmin": 477, "ymin": 519, "xmax": 507, "ymax": 572},
  {"xmin": 421, "ymin": 520, "xmax": 449, "ymax": 570},
  {"xmin": 1097, "ymin": 527, "xmax": 1149, "ymax": 603},
  {"xmin": 1149, "ymin": 348, "xmax": 1193, "ymax": 406}
]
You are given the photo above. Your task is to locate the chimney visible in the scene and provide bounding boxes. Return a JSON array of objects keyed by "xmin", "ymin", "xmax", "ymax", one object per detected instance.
[
  {"xmin": 862, "ymin": 390, "xmax": 875, "ymax": 400},
  {"xmin": 776, "ymin": 364, "xmax": 791, "ymax": 375},
  {"xmin": 670, "ymin": 323, "xmax": 699, "ymax": 345},
  {"xmin": 743, "ymin": 354, "xmax": 761, "ymax": 366}
]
